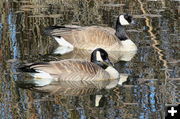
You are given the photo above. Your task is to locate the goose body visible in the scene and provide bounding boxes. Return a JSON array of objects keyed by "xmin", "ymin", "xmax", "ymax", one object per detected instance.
[
  {"xmin": 23, "ymin": 60, "xmax": 111, "ymax": 86},
  {"xmin": 45, "ymin": 14, "xmax": 137, "ymax": 55},
  {"xmin": 19, "ymin": 48, "xmax": 120, "ymax": 89}
]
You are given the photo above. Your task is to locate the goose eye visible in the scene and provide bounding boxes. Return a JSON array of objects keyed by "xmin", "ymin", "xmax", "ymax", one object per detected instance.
[
  {"xmin": 101, "ymin": 53, "xmax": 108, "ymax": 60},
  {"xmin": 124, "ymin": 14, "xmax": 132, "ymax": 23},
  {"xmin": 124, "ymin": 15, "xmax": 128, "ymax": 19}
]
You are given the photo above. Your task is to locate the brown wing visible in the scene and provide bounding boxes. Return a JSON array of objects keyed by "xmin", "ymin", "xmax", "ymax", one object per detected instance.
[
  {"xmin": 48, "ymin": 26, "xmax": 122, "ymax": 50},
  {"xmin": 30, "ymin": 59, "xmax": 110, "ymax": 82}
]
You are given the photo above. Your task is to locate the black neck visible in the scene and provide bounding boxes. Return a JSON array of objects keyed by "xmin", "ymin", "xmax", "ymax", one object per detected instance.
[
  {"xmin": 94, "ymin": 61, "xmax": 108, "ymax": 69},
  {"xmin": 115, "ymin": 18, "xmax": 128, "ymax": 41},
  {"xmin": 91, "ymin": 53, "xmax": 108, "ymax": 69}
]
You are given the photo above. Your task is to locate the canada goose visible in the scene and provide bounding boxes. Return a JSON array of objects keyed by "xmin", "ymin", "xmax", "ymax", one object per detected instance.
[
  {"xmin": 45, "ymin": 14, "xmax": 137, "ymax": 55},
  {"xmin": 18, "ymin": 48, "xmax": 120, "ymax": 90}
]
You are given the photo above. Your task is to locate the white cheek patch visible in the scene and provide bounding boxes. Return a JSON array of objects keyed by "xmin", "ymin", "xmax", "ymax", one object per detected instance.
[
  {"xmin": 119, "ymin": 15, "xmax": 130, "ymax": 25},
  {"xmin": 96, "ymin": 51, "xmax": 103, "ymax": 62}
]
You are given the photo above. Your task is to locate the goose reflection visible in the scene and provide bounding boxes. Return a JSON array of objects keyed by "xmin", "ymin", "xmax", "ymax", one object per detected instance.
[
  {"xmin": 17, "ymin": 48, "xmax": 129, "ymax": 96},
  {"xmin": 16, "ymin": 73, "xmax": 128, "ymax": 96},
  {"xmin": 58, "ymin": 48, "xmax": 137, "ymax": 63}
]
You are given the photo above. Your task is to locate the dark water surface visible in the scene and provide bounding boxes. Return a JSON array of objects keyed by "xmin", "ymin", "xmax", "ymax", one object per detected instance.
[{"xmin": 0, "ymin": 0, "xmax": 179, "ymax": 119}]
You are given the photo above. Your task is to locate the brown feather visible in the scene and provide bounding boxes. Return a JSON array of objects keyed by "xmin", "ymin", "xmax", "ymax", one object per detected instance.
[
  {"xmin": 50, "ymin": 26, "xmax": 122, "ymax": 51},
  {"xmin": 31, "ymin": 59, "xmax": 110, "ymax": 82}
]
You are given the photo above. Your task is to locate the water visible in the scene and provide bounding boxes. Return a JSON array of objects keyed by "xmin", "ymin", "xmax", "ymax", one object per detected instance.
[{"xmin": 0, "ymin": 0, "xmax": 179, "ymax": 119}]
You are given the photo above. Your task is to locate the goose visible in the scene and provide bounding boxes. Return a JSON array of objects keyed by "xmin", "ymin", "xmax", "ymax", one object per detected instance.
[
  {"xmin": 45, "ymin": 14, "xmax": 137, "ymax": 55},
  {"xmin": 18, "ymin": 48, "xmax": 120, "ymax": 90}
]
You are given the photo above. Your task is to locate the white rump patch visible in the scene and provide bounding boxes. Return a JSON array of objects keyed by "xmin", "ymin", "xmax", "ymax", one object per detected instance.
[
  {"xmin": 96, "ymin": 51, "xmax": 103, "ymax": 62},
  {"xmin": 119, "ymin": 15, "xmax": 130, "ymax": 25},
  {"xmin": 31, "ymin": 70, "xmax": 53, "ymax": 86},
  {"xmin": 53, "ymin": 36, "xmax": 74, "ymax": 54}
]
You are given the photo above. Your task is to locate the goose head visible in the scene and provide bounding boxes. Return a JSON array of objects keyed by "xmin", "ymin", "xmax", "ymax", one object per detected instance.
[
  {"xmin": 118, "ymin": 14, "xmax": 135, "ymax": 26},
  {"xmin": 91, "ymin": 48, "xmax": 113, "ymax": 69},
  {"xmin": 91, "ymin": 48, "xmax": 121, "ymax": 88}
]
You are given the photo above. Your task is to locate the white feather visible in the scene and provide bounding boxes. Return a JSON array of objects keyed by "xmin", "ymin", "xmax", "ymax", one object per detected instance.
[
  {"xmin": 31, "ymin": 70, "xmax": 53, "ymax": 86},
  {"xmin": 96, "ymin": 51, "xmax": 103, "ymax": 61},
  {"xmin": 54, "ymin": 36, "xmax": 74, "ymax": 48},
  {"xmin": 105, "ymin": 66, "xmax": 120, "ymax": 79},
  {"xmin": 53, "ymin": 36, "xmax": 74, "ymax": 54},
  {"xmin": 33, "ymin": 78, "xmax": 53, "ymax": 86},
  {"xmin": 54, "ymin": 46, "xmax": 74, "ymax": 54},
  {"xmin": 121, "ymin": 39, "xmax": 137, "ymax": 51},
  {"xmin": 119, "ymin": 15, "xmax": 130, "ymax": 25}
]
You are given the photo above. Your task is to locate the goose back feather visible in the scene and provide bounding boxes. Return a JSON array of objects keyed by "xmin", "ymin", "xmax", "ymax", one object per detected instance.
[
  {"xmin": 22, "ymin": 59, "xmax": 111, "ymax": 82},
  {"xmin": 46, "ymin": 26, "xmax": 123, "ymax": 51}
]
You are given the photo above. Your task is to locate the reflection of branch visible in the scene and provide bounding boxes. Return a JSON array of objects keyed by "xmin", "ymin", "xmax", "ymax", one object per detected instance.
[
  {"xmin": 137, "ymin": 0, "xmax": 169, "ymax": 83},
  {"xmin": 160, "ymin": 0, "xmax": 166, "ymax": 8}
]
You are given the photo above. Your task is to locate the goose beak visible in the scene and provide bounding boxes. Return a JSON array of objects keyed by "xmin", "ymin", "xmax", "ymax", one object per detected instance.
[{"xmin": 104, "ymin": 58, "xmax": 114, "ymax": 66}]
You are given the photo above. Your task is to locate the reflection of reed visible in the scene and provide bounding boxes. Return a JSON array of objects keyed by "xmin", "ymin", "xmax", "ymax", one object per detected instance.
[
  {"xmin": 137, "ymin": 0, "xmax": 171, "ymax": 98},
  {"xmin": 138, "ymin": 0, "xmax": 174, "ymax": 117},
  {"xmin": 137, "ymin": 0, "xmax": 178, "ymax": 117},
  {"xmin": 137, "ymin": 0, "xmax": 169, "ymax": 81}
]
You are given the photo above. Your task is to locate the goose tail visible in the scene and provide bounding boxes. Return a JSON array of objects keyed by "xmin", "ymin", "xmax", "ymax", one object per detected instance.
[{"xmin": 18, "ymin": 63, "xmax": 53, "ymax": 87}]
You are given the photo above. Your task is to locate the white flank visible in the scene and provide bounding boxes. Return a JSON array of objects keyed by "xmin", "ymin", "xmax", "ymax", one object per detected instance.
[
  {"xmin": 105, "ymin": 66, "xmax": 120, "ymax": 79},
  {"xmin": 54, "ymin": 36, "xmax": 73, "ymax": 48},
  {"xmin": 54, "ymin": 46, "xmax": 74, "ymax": 54},
  {"xmin": 121, "ymin": 39, "xmax": 137, "ymax": 51},
  {"xmin": 31, "ymin": 70, "xmax": 53, "ymax": 86},
  {"xmin": 119, "ymin": 15, "xmax": 130, "ymax": 25},
  {"xmin": 96, "ymin": 51, "xmax": 103, "ymax": 62},
  {"xmin": 53, "ymin": 36, "xmax": 74, "ymax": 54}
]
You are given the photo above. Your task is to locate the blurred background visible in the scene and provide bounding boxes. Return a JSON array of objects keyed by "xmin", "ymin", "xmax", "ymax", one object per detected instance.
[{"xmin": 0, "ymin": 0, "xmax": 179, "ymax": 119}]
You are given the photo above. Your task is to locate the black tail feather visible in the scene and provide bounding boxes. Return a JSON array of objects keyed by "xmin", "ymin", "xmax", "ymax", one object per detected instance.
[
  {"xmin": 44, "ymin": 25, "xmax": 78, "ymax": 36},
  {"xmin": 18, "ymin": 62, "xmax": 49, "ymax": 73}
]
